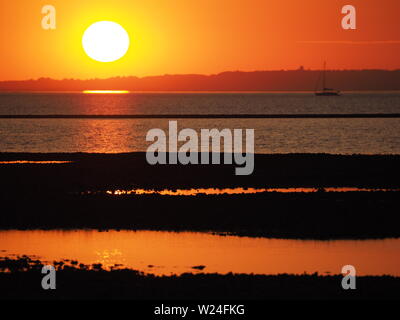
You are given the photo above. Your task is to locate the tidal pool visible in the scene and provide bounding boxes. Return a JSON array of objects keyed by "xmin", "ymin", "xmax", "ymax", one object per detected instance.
[{"xmin": 0, "ymin": 230, "xmax": 399, "ymax": 276}]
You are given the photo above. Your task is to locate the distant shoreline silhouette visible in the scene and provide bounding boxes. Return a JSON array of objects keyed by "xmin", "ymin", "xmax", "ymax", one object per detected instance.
[
  {"xmin": 0, "ymin": 113, "xmax": 399, "ymax": 119},
  {"xmin": 1, "ymin": 69, "xmax": 400, "ymax": 91}
]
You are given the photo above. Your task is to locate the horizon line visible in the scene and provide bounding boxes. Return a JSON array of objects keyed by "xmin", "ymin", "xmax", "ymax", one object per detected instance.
[
  {"xmin": 1, "ymin": 114, "xmax": 399, "ymax": 119},
  {"xmin": 1, "ymin": 68, "xmax": 400, "ymax": 83}
]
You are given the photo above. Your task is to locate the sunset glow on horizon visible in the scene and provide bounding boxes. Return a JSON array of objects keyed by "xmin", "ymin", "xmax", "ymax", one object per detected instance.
[
  {"xmin": 1, "ymin": 0, "xmax": 400, "ymax": 81},
  {"xmin": 1, "ymin": 0, "xmax": 400, "ymax": 302},
  {"xmin": 83, "ymin": 90, "xmax": 130, "ymax": 94}
]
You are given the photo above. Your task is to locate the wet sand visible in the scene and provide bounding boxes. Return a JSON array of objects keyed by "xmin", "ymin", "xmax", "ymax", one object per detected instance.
[
  {"xmin": 0, "ymin": 257, "xmax": 399, "ymax": 300},
  {"xmin": 1, "ymin": 153, "xmax": 399, "ymax": 300},
  {"xmin": 0, "ymin": 152, "xmax": 399, "ymax": 238},
  {"xmin": 0, "ymin": 152, "xmax": 399, "ymax": 189}
]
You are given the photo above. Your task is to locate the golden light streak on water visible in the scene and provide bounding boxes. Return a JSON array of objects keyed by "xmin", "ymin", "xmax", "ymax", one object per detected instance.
[
  {"xmin": 82, "ymin": 90, "xmax": 130, "ymax": 94},
  {"xmin": 101, "ymin": 187, "xmax": 400, "ymax": 196},
  {"xmin": 1, "ymin": 230, "xmax": 399, "ymax": 276},
  {"xmin": 0, "ymin": 161, "xmax": 72, "ymax": 164}
]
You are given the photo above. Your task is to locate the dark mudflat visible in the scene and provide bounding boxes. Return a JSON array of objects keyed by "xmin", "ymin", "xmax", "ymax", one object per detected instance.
[
  {"xmin": 0, "ymin": 257, "xmax": 399, "ymax": 300},
  {"xmin": 0, "ymin": 152, "xmax": 399, "ymax": 239}
]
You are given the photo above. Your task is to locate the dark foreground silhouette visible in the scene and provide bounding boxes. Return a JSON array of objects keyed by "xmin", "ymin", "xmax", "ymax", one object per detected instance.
[
  {"xmin": 0, "ymin": 153, "xmax": 399, "ymax": 239},
  {"xmin": 0, "ymin": 257, "xmax": 399, "ymax": 300},
  {"xmin": 0, "ymin": 191, "xmax": 399, "ymax": 239},
  {"xmin": 1, "ymin": 152, "xmax": 399, "ymax": 190}
]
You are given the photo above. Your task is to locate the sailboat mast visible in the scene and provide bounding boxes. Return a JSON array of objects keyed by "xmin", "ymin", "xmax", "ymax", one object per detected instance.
[{"xmin": 315, "ymin": 61, "xmax": 340, "ymax": 96}]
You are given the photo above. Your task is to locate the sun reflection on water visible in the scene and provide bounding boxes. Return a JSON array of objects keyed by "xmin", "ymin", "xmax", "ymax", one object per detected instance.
[
  {"xmin": 82, "ymin": 90, "xmax": 130, "ymax": 94},
  {"xmin": 0, "ymin": 161, "xmax": 72, "ymax": 164},
  {"xmin": 101, "ymin": 187, "xmax": 399, "ymax": 196},
  {"xmin": 1, "ymin": 230, "xmax": 399, "ymax": 276}
]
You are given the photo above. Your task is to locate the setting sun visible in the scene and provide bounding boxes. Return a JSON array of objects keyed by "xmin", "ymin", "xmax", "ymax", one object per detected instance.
[
  {"xmin": 82, "ymin": 21, "xmax": 130, "ymax": 63},
  {"xmin": 0, "ymin": 0, "xmax": 400, "ymax": 303}
]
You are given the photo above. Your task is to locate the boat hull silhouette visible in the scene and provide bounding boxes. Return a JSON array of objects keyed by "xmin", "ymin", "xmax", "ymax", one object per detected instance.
[
  {"xmin": 315, "ymin": 62, "xmax": 340, "ymax": 96},
  {"xmin": 315, "ymin": 89, "xmax": 340, "ymax": 96}
]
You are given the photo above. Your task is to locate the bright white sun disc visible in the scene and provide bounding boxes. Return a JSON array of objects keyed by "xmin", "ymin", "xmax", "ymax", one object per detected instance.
[{"xmin": 82, "ymin": 21, "xmax": 130, "ymax": 62}]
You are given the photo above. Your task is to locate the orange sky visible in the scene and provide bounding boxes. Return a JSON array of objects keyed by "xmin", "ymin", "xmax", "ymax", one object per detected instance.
[{"xmin": 0, "ymin": 0, "xmax": 399, "ymax": 81}]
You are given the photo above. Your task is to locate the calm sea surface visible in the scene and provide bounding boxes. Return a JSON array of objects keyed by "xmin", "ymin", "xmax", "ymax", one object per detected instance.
[
  {"xmin": 1, "ymin": 230, "xmax": 399, "ymax": 276},
  {"xmin": 0, "ymin": 92, "xmax": 399, "ymax": 154}
]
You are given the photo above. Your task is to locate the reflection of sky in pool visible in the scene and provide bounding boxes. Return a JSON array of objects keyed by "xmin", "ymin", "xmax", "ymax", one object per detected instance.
[{"xmin": 1, "ymin": 230, "xmax": 399, "ymax": 276}]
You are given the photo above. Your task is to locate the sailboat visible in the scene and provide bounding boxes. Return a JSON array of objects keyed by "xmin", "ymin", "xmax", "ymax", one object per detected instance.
[{"xmin": 315, "ymin": 62, "xmax": 340, "ymax": 96}]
